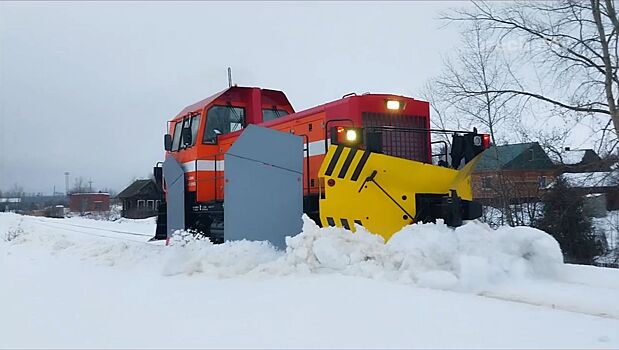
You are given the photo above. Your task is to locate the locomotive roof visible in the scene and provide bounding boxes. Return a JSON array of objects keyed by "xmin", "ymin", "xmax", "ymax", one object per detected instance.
[
  {"xmin": 173, "ymin": 86, "xmax": 292, "ymax": 119},
  {"xmin": 174, "ymin": 88, "xmax": 228, "ymax": 118}
]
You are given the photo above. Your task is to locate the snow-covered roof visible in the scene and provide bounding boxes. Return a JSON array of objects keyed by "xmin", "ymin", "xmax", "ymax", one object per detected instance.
[
  {"xmin": 70, "ymin": 192, "xmax": 109, "ymax": 196},
  {"xmin": 0, "ymin": 198, "xmax": 21, "ymax": 203},
  {"xmin": 560, "ymin": 150, "xmax": 587, "ymax": 165},
  {"xmin": 560, "ymin": 171, "xmax": 619, "ymax": 188}
]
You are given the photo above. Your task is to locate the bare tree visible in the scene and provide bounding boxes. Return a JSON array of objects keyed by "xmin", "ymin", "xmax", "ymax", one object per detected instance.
[
  {"xmin": 4, "ymin": 183, "xmax": 24, "ymax": 198},
  {"xmin": 443, "ymin": 0, "xmax": 619, "ymax": 152},
  {"xmin": 425, "ymin": 23, "xmax": 525, "ymax": 146},
  {"xmin": 70, "ymin": 176, "xmax": 89, "ymax": 194},
  {"xmin": 100, "ymin": 187, "xmax": 118, "ymax": 197},
  {"xmin": 425, "ymin": 21, "xmax": 530, "ymax": 226}
]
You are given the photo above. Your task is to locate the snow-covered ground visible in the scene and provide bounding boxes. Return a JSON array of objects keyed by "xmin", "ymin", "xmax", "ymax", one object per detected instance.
[{"xmin": 1, "ymin": 213, "xmax": 618, "ymax": 349}]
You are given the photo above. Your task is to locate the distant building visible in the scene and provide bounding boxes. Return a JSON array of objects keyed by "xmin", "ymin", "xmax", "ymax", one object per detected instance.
[
  {"xmin": 472, "ymin": 142, "xmax": 556, "ymax": 205},
  {"xmin": 0, "ymin": 197, "xmax": 21, "ymax": 212},
  {"xmin": 21, "ymin": 194, "xmax": 68, "ymax": 212},
  {"xmin": 69, "ymin": 192, "xmax": 110, "ymax": 213},
  {"xmin": 117, "ymin": 179, "xmax": 163, "ymax": 219}
]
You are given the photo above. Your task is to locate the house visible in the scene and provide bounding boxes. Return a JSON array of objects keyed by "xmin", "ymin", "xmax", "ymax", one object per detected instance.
[
  {"xmin": 0, "ymin": 197, "xmax": 21, "ymax": 212},
  {"xmin": 551, "ymin": 170, "xmax": 619, "ymax": 211},
  {"xmin": 69, "ymin": 192, "xmax": 110, "ymax": 213},
  {"xmin": 21, "ymin": 194, "xmax": 68, "ymax": 212},
  {"xmin": 117, "ymin": 179, "xmax": 163, "ymax": 219},
  {"xmin": 557, "ymin": 148, "xmax": 610, "ymax": 172},
  {"xmin": 472, "ymin": 142, "xmax": 556, "ymax": 205}
]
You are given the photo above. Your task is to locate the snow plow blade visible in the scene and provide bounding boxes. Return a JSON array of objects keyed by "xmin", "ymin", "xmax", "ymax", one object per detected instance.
[{"xmin": 318, "ymin": 145, "xmax": 483, "ymax": 241}]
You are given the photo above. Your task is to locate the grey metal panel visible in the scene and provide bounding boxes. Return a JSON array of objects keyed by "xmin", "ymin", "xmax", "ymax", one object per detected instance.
[
  {"xmin": 162, "ymin": 155, "xmax": 185, "ymax": 239},
  {"xmin": 224, "ymin": 125, "xmax": 303, "ymax": 249}
]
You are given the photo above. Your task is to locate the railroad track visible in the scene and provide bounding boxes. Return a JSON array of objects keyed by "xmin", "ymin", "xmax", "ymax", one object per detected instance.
[
  {"xmin": 41, "ymin": 219, "xmax": 153, "ymax": 237},
  {"xmin": 477, "ymin": 291, "xmax": 619, "ymax": 320},
  {"xmin": 32, "ymin": 219, "xmax": 153, "ymax": 244}
]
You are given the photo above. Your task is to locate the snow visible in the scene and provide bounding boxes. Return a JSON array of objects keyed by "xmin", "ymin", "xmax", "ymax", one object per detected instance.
[
  {"xmin": 257, "ymin": 217, "xmax": 563, "ymax": 292},
  {"xmin": 561, "ymin": 150, "xmax": 587, "ymax": 165},
  {"xmin": 556, "ymin": 171, "xmax": 619, "ymax": 188},
  {"xmin": 0, "ymin": 197, "xmax": 21, "ymax": 203},
  {"xmin": 594, "ymin": 210, "xmax": 619, "ymax": 266},
  {"xmin": 1, "ymin": 212, "xmax": 619, "ymax": 348},
  {"xmin": 594, "ymin": 210, "xmax": 619, "ymax": 250}
]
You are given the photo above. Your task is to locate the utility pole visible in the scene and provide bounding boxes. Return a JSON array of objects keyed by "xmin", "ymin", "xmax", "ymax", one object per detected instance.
[{"xmin": 88, "ymin": 179, "xmax": 93, "ymax": 192}]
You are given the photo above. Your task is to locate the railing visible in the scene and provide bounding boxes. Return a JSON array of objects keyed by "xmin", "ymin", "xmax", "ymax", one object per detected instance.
[{"xmin": 362, "ymin": 125, "xmax": 486, "ymax": 168}]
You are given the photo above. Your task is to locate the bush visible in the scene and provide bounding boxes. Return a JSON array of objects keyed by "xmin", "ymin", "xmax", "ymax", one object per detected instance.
[{"xmin": 535, "ymin": 177, "xmax": 603, "ymax": 265}]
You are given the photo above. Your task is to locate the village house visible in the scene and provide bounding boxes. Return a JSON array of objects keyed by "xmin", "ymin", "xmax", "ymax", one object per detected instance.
[
  {"xmin": 471, "ymin": 142, "xmax": 556, "ymax": 205},
  {"xmin": 69, "ymin": 192, "xmax": 110, "ymax": 214},
  {"xmin": 117, "ymin": 179, "xmax": 163, "ymax": 219}
]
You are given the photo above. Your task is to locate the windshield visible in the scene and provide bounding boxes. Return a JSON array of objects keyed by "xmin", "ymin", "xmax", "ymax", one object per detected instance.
[
  {"xmin": 262, "ymin": 109, "xmax": 289, "ymax": 123},
  {"xmin": 203, "ymin": 106, "xmax": 245, "ymax": 143}
]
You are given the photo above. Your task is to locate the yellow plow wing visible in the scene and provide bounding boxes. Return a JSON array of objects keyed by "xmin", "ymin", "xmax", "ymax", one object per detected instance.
[{"xmin": 318, "ymin": 145, "xmax": 482, "ymax": 241}]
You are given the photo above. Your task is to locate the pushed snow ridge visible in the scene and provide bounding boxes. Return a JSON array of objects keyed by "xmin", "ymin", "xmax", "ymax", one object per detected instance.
[{"xmin": 163, "ymin": 215, "xmax": 564, "ymax": 291}]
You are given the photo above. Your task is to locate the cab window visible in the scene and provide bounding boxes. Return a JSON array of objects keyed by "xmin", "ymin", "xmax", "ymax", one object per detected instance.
[
  {"xmin": 189, "ymin": 113, "xmax": 201, "ymax": 146},
  {"xmin": 171, "ymin": 121, "xmax": 183, "ymax": 151},
  {"xmin": 262, "ymin": 109, "xmax": 289, "ymax": 123},
  {"xmin": 203, "ymin": 106, "xmax": 245, "ymax": 144},
  {"xmin": 172, "ymin": 113, "xmax": 202, "ymax": 151}
]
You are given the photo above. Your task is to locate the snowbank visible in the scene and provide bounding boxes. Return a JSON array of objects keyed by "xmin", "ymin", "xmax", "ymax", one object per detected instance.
[
  {"xmin": 162, "ymin": 215, "xmax": 564, "ymax": 292},
  {"xmin": 1, "ymin": 212, "xmax": 564, "ymax": 293},
  {"xmin": 1, "ymin": 212, "xmax": 564, "ymax": 292}
]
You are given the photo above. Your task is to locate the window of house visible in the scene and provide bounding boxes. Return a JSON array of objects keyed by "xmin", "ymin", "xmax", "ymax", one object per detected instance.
[
  {"xmin": 147, "ymin": 200, "xmax": 154, "ymax": 210},
  {"xmin": 203, "ymin": 106, "xmax": 245, "ymax": 143},
  {"xmin": 262, "ymin": 109, "xmax": 289, "ymax": 123},
  {"xmin": 528, "ymin": 149, "xmax": 535, "ymax": 161},
  {"xmin": 137, "ymin": 200, "xmax": 145, "ymax": 209},
  {"xmin": 481, "ymin": 176, "xmax": 492, "ymax": 190},
  {"xmin": 538, "ymin": 176, "xmax": 547, "ymax": 188},
  {"xmin": 94, "ymin": 201, "xmax": 102, "ymax": 211}
]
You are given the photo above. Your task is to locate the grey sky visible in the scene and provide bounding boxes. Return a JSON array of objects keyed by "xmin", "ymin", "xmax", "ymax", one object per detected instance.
[{"xmin": 0, "ymin": 1, "xmax": 468, "ymax": 194}]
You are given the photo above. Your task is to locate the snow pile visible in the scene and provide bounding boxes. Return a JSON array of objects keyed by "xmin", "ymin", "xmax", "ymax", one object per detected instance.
[
  {"xmin": 164, "ymin": 215, "xmax": 564, "ymax": 292},
  {"xmin": 390, "ymin": 220, "xmax": 563, "ymax": 290},
  {"xmin": 163, "ymin": 232, "xmax": 282, "ymax": 277}
]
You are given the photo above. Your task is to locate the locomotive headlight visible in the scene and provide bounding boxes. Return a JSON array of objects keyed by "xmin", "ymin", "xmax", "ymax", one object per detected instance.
[
  {"xmin": 345, "ymin": 129, "xmax": 358, "ymax": 142},
  {"xmin": 386, "ymin": 100, "xmax": 401, "ymax": 110}
]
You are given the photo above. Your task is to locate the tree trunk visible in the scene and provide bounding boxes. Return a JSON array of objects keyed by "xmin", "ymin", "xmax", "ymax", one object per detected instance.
[{"xmin": 591, "ymin": 0, "xmax": 619, "ymax": 139}]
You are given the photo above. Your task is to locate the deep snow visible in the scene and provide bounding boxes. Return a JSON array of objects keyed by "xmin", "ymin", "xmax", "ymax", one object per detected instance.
[{"xmin": 1, "ymin": 213, "xmax": 618, "ymax": 348}]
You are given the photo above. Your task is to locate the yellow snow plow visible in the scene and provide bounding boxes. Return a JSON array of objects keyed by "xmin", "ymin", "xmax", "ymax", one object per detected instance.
[{"xmin": 318, "ymin": 127, "xmax": 488, "ymax": 241}]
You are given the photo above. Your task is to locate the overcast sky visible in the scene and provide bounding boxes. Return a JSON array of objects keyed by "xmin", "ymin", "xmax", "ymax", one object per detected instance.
[{"xmin": 0, "ymin": 1, "xmax": 471, "ymax": 194}]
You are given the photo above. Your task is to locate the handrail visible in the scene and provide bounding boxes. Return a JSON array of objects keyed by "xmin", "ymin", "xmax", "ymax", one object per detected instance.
[
  {"xmin": 365, "ymin": 125, "xmax": 477, "ymax": 135},
  {"xmin": 431, "ymin": 140, "xmax": 449, "ymax": 163},
  {"xmin": 298, "ymin": 134, "xmax": 311, "ymax": 209}
]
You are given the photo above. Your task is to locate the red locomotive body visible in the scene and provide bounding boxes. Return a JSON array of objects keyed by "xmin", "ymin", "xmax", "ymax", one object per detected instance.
[{"xmin": 165, "ymin": 86, "xmax": 431, "ymax": 206}]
